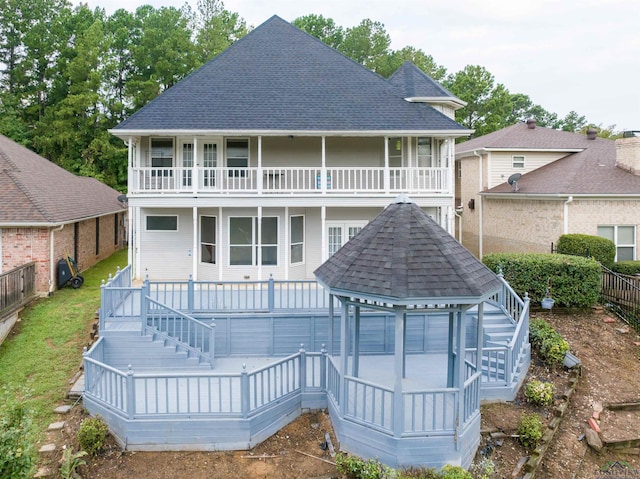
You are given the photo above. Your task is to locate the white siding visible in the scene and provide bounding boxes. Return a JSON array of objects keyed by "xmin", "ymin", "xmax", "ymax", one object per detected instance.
[{"xmin": 488, "ymin": 151, "xmax": 569, "ymax": 189}]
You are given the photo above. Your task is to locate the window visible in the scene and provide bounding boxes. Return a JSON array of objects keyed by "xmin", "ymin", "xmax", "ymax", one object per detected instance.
[
  {"xmin": 598, "ymin": 225, "xmax": 636, "ymax": 261},
  {"xmin": 226, "ymin": 139, "xmax": 248, "ymax": 177},
  {"xmin": 95, "ymin": 217, "xmax": 100, "ymax": 255},
  {"xmin": 290, "ymin": 216, "xmax": 304, "ymax": 264},
  {"xmin": 151, "ymin": 138, "xmax": 174, "ymax": 170},
  {"xmin": 327, "ymin": 223, "xmax": 365, "ymax": 257},
  {"xmin": 146, "ymin": 215, "xmax": 178, "ymax": 231},
  {"xmin": 416, "ymin": 137, "xmax": 433, "ymax": 167},
  {"xmin": 388, "ymin": 137, "xmax": 402, "ymax": 168},
  {"xmin": 512, "ymin": 155, "xmax": 525, "ymax": 168},
  {"xmin": 229, "ymin": 216, "xmax": 278, "ymax": 266},
  {"xmin": 200, "ymin": 216, "xmax": 216, "ymax": 264}
]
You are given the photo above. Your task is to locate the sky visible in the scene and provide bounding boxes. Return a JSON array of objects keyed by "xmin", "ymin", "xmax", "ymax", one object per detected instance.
[{"xmin": 76, "ymin": 0, "xmax": 640, "ymax": 131}]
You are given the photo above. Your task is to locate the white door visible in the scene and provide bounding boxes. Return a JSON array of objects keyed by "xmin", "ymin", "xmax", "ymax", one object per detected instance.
[{"xmin": 327, "ymin": 222, "xmax": 366, "ymax": 257}]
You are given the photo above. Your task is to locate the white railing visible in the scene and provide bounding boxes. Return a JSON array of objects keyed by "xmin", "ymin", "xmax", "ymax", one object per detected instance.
[
  {"xmin": 130, "ymin": 167, "xmax": 450, "ymax": 195},
  {"xmin": 463, "ymin": 372, "xmax": 482, "ymax": 426},
  {"xmin": 403, "ymin": 388, "xmax": 457, "ymax": 434},
  {"xmin": 247, "ymin": 353, "xmax": 301, "ymax": 413},
  {"xmin": 344, "ymin": 375, "xmax": 394, "ymax": 434}
]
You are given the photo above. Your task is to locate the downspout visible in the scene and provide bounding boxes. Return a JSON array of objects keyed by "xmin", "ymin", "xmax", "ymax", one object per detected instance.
[
  {"xmin": 474, "ymin": 150, "xmax": 483, "ymax": 257},
  {"xmin": 563, "ymin": 196, "xmax": 573, "ymax": 235},
  {"xmin": 453, "ymin": 208, "xmax": 462, "ymax": 242},
  {"xmin": 49, "ymin": 224, "xmax": 65, "ymax": 296}
]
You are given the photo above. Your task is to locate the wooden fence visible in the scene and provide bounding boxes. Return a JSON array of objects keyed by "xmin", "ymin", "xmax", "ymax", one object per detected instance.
[{"xmin": 0, "ymin": 262, "xmax": 36, "ymax": 317}]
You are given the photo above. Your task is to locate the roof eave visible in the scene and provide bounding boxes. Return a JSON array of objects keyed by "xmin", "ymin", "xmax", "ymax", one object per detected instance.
[
  {"xmin": 110, "ymin": 128, "xmax": 474, "ymax": 139},
  {"xmin": 455, "ymin": 147, "xmax": 584, "ymax": 158},
  {"xmin": 322, "ymin": 286, "xmax": 499, "ymax": 306},
  {"xmin": 482, "ymin": 192, "xmax": 640, "ymax": 199},
  {"xmin": 404, "ymin": 97, "xmax": 467, "ymax": 109}
]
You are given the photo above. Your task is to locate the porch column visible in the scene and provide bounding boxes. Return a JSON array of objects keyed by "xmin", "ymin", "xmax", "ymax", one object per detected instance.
[
  {"xmin": 257, "ymin": 206, "xmax": 262, "ymax": 280},
  {"xmin": 218, "ymin": 206, "xmax": 223, "ymax": 280},
  {"xmin": 193, "ymin": 136, "xmax": 199, "ymax": 195},
  {"xmin": 353, "ymin": 305, "xmax": 360, "ymax": 377},
  {"xmin": 328, "ymin": 294, "xmax": 334, "ymax": 356},
  {"xmin": 192, "ymin": 206, "xmax": 198, "ymax": 281},
  {"xmin": 127, "ymin": 138, "xmax": 134, "ymax": 272},
  {"xmin": 284, "ymin": 206, "xmax": 289, "ymax": 280},
  {"xmin": 321, "ymin": 136, "xmax": 326, "ymax": 195},
  {"xmin": 321, "ymin": 206, "xmax": 327, "ymax": 262},
  {"xmin": 393, "ymin": 305, "xmax": 406, "ymax": 437},
  {"xmin": 407, "ymin": 137, "xmax": 413, "ymax": 191},
  {"xmin": 384, "ymin": 136, "xmax": 390, "ymax": 195},
  {"xmin": 340, "ymin": 298, "xmax": 349, "ymax": 414},
  {"xmin": 135, "ymin": 206, "xmax": 141, "ymax": 280},
  {"xmin": 257, "ymin": 136, "xmax": 263, "ymax": 195}
]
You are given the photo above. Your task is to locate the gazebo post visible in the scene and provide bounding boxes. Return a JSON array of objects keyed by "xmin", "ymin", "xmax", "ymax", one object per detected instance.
[
  {"xmin": 353, "ymin": 306, "xmax": 360, "ymax": 376},
  {"xmin": 447, "ymin": 312, "xmax": 455, "ymax": 388},
  {"xmin": 328, "ymin": 294, "xmax": 334, "ymax": 355},
  {"xmin": 456, "ymin": 308, "xmax": 466, "ymax": 449},
  {"xmin": 340, "ymin": 298, "xmax": 349, "ymax": 413},
  {"xmin": 476, "ymin": 302, "xmax": 484, "ymax": 372},
  {"xmin": 393, "ymin": 305, "xmax": 406, "ymax": 437}
]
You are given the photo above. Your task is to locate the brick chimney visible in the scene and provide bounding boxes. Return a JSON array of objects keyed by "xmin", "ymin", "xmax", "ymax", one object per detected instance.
[
  {"xmin": 526, "ymin": 118, "xmax": 536, "ymax": 129},
  {"xmin": 616, "ymin": 137, "xmax": 640, "ymax": 175}
]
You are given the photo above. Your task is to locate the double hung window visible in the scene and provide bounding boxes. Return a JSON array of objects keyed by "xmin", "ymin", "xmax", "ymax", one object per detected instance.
[
  {"xmin": 229, "ymin": 217, "xmax": 278, "ymax": 265},
  {"xmin": 598, "ymin": 225, "xmax": 635, "ymax": 261}
]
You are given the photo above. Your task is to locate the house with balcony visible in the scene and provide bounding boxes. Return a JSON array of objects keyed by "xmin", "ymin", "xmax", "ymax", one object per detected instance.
[
  {"xmin": 455, "ymin": 120, "xmax": 640, "ymax": 259},
  {"xmin": 110, "ymin": 15, "xmax": 471, "ymax": 283}
]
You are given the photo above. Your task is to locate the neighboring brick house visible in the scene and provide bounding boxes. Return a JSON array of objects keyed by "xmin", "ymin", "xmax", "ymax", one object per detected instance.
[
  {"xmin": 455, "ymin": 120, "xmax": 640, "ymax": 259},
  {"xmin": 0, "ymin": 135, "xmax": 127, "ymax": 293}
]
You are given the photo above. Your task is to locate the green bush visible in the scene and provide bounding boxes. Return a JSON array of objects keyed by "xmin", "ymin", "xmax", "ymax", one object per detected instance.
[
  {"xmin": 440, "ymin": 465, "xmax": 472, "ymax": 479},
  {"xmin": 529, "ymin": 318, "xmax": 569, "ymax": 366},
  {"xmin": 517, "ymin": 412, "xmax": 543, "ymax": 449},
  {"xmin": 524, "ymin": 379, "xmax": 556, "ymax": 406},
  {"xmin": 482, "ymin": 253, "xmax": 601, "ymax": 307},
  {"xmin": 398, "ymin": 466, "xmax": 443, "ymax": 478},
  {"xmin": 335, "ymin": 453, "xmax": 391, "ymax": 479},
  {"xmin": 77, "ymin": 416, "xmax": 109, "ymax": 456},
  {"xmin": 611, "ymin": 261, "xmax": 640, "ymax": 276},
  {"xmin": 0, "ymin": 391, "xmax": 35, "ymax": 479},
  {"xmin": 557, "ymin": 234, "xmax": 615, "ymax": 267}
]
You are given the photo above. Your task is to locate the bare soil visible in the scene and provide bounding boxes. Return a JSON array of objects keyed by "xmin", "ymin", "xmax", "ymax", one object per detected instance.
[{"xmin": 39, "ymin": 306, "xmax": 640, "ymax": 478}]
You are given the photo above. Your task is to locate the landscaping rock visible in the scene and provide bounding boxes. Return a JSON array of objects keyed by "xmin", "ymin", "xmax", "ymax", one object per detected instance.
[
  {"xmin": 47, "ymin": 421, "xmax": 65, "ymax": 431},
  {"xmin": 38, "ymin": 443, "xmax": 56, "ymax": 453},
  {"xmin": 33, "ymin": 467, "xmax": 52, "ymax": 478},
  {"xmin": 585, "ymin": 428, "xmax": 603, "ymax": 451},
  {"xmin": 54, "ymin": 405, "xmax": 72, "ymax": 414}
]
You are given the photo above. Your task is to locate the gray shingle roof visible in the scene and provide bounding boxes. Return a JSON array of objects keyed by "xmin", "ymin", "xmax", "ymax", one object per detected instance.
[
  {"xmin": 114, "ymin": 16, "xmax": 467, "ymax": 134},
  {"xmin": 457, "ymin": 122, "xmax": 640, "ymax": 195},
  {"xmin": 314, "ymin": 197, "xmax": 501, "ymax": 304},
  {"xmin": 0, "ymin": 135, "xmax": 125, "ymax": 225},
  {"xmin": 388, "ymin": 61, "xmax": 459, "ymax": 100}
]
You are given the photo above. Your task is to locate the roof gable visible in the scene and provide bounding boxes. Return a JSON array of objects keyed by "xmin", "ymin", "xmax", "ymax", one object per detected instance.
[
  {"xmin": 387, "ymin": 61, "xmax": 463, "ymax": 105},
  {"xmin": 115, "ymin": 16, "xmax": 467, "ymax": 134},
  {"xmin": 314, "ymin": 198, "xmax": 501, "ymax": 303},
  {"xmin": 0, "ymin": 135, "xmax": 124, "ymax": 225}
]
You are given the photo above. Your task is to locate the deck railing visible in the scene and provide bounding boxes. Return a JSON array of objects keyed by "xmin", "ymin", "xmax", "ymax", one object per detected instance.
[
  {"xmin": 84, "ymin": 346, "xmax": 324, "ymax": 419},
  {"xmin": 145, "ymin": 297, "xmax": 215, "ymax": 367},
  {"xmin": 491, "ymin": 272, "xmax": 525, "ymax": 323},
  {"xmin": 130, "ymin": 166, "xmax": 450, "ymax": 195},
  {"xmin": 0, "ymin": 262, "xmax": 36, "ymax": 317},
  {"xmin": 403, "ymin": 388, "xmax": 457, "ymax": 435}
]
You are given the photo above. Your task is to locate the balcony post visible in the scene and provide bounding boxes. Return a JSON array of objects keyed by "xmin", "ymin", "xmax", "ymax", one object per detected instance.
[
  {"xmin": 299, "ymin": 344, "xmax": 307, "ymax": 394},
  {"xmin": 320, "ymin": 344, "xmax": 327, "ymax": 391},
  {"xmin": 384, "ymin": 136, "xmax": 390, "ymax": 194},
  {"xmin": 257, "ymin": 136, "xmax": 263, "ymax": 194},
  {"xmin": 241, "ymin": 364, "xmax": 250, "ymax": 418},
  {"xmin": 193, "ymin": 137, "xmax": 199, "ymax": 194},
  {"xmin": 126, "ymin": 365, "xmax": 135, "ymax": 419},
  {"xmin": 321, "ymin": 136, "xmax": 327, "ymax": 195}
]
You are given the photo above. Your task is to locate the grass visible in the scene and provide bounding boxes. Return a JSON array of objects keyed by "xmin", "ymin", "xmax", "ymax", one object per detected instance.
[{"xmin": 0, "ymin": 250, "xmax": 127, "ymax": 439}]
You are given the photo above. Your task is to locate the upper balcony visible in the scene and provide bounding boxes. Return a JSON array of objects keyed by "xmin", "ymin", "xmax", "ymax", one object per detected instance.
[
  {"xmin": 130, "ymin": 166, "xmax": 451, "ymax": 195},
  {"xmin": 127, "ymin": 135, "xmax": 455, "ymax": 197}
]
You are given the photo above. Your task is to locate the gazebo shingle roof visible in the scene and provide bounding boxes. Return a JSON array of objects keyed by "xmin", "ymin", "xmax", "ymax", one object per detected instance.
[{"xmin": 314, "ymin": 197, "xmax": 501, "ymax": 304}]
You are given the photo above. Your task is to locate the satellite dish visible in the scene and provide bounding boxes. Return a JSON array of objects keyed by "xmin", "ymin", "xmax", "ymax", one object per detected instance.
[
  {"xmin": 117, "ymin": 194, "xmax": 128, "ymax": 205},
  {"xmin": 507, "ymin": 173, "xmax": 522, "ymax": 192}
]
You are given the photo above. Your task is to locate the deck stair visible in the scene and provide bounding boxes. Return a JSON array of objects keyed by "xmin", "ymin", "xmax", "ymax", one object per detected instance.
[{"xmin": 101, "ymin": 323, "xmax": 211, "ymax": 371}]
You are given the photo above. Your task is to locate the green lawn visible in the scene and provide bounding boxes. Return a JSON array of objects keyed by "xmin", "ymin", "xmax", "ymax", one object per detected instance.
[{"xmin": 0, "ymin": 250, "xmax": 127, "ymax": 437}]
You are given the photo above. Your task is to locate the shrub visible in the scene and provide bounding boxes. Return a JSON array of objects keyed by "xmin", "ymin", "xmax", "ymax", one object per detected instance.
[
  {"xmin": 471, "ymin": 458, "xmax": 495, "ymax": 479},
  {"xmin": 524, "ymin": 379, "xmax": 556, "ymax": 406},
  {"xmin": 335, "ymin": 453, "xmax": 390, "ymax": 479},
  {"xmin": 557, "ymin": 234, "xmax": 615, "ymax": 267},
  {"xmin": 59, "ymin": 447, "xmax": 87, "ymax": 479},
  {"xmin": 518, "ymin": 412, "xmax": 543, "ymax": 449},
  {"xmin": 0, "ymin": 391, "xmax": 35, "ymax": 479},
  {"xmin": 482, "ymin": 253, "xmax": 600, "ymax": 307},
  {"xmin": 611, "ymin": 261, "xmax": 640, "ymax": 276},
  {"xmin": 529, "ymin": 318, "xmax": 569, "ymax": 366},
  {"xmin": 77, "ymin": 416, "xmax": 109, "ymax": 456},
  {"xmin": 440, "ymin": 465, "xmax": 472, "ymax": 479},
  {"xmin": 398, "ymin": 466, "xmax": 443, "ymax": 478}
]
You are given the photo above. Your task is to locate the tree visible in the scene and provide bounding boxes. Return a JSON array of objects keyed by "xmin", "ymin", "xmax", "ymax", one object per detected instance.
[
  {"xmin": 191, "ymin": 0, "xmax": 248, "ymax": 65},
  {"xmin": 375, "ymin": 46, "xmax": 447, "ymax": 80},
  {"xmin": 339, "ymin": 19, "xmax": 391, "ymax": 71},
  {"xmin": 292, "ymin": 14, "xmax": 344, "ymax": 49},
  {"xmin": 560, "ymin": 110, "xmax": 588, "ymax": 132}
]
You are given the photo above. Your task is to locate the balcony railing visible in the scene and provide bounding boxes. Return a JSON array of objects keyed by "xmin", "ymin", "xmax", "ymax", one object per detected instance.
[{"xmin": 130, "ymin": 166, "xmax": 450, "ymax": 195}]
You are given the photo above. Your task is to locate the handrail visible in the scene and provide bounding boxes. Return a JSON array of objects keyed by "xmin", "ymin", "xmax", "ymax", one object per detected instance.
[{"xmin": 145, "ymin": 296, "xmax": 215, "ymax": 367}]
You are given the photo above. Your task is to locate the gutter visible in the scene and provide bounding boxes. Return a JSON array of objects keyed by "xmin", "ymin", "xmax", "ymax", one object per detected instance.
[
  {"xmin": 563, "ymin": 196, "xmax": 573, "ymax": 235},
  {"xmin": 49, "ymin": 224, "xmax": 64, "ymax": 295}
]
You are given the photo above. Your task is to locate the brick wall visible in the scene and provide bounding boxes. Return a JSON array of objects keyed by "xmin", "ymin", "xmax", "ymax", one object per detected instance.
[{"xmin": 1, "ymin": 212, "xmax": 126, "ymax": 293}]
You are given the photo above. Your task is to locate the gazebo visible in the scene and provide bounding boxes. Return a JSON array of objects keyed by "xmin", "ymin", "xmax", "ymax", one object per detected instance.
[{"xmin": 314, "ymin": 195, "xmax": 503, "ymax": 468}]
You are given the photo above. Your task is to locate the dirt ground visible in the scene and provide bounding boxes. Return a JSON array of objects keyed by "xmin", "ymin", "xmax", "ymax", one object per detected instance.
[{"xmin": 39, "ymin": 306, "xmax": 640, "ymax": 478}]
